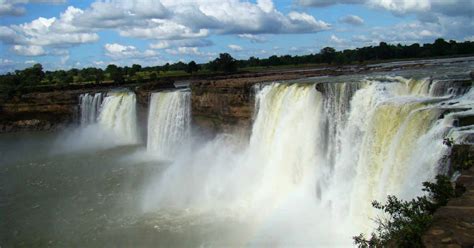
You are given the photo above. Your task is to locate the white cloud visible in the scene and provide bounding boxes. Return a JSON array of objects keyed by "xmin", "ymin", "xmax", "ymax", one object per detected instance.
[
  {"xmin": 339, "ymin": 15, "xmax": 364, "ymax": 25},
  {"xmin": 0, "ymin": 7, "xmax": 98, "ymax": 47},
  {"xmin": 286, "ymin": 11, "xmax": 330, "ymax": 32},
  {"xmin": 295, "ymin": 0, "xmax": 472, "ymax": 17},
  {"xmin": 150, "ymin": 41, "xmax": 170, "ymax": 49},
  {"xmin": 104, "ymin": 43, "xmax": 158, "ymax": 59},
  {"xmin": 228, "ymin": 44, "xmax": 243, "ymax": 51},
  {"xmin": 162, "ymin": 0, "xmax": 329, "ymax": 34},
  {"xmin": 165, "ymin": 47, "xmax": 202, "ymax": 55},
  {"xmin": 349, "ymin": 21, "xmax": 442, "ymax": 47},
  {"xmin": 12, "ymin": 45, "xmax": 46, "ymax": 56},
  {"xmin": 119, "ymin": 19, "xmax": 209, "ymax": 40},
  {"xmin": 296, "ymin": 0, "xmax": 364, "ymax": 7},
  {"xmin": 330, "ymin": 34, "xmax": 345, "ymax": 44},
  {"xmin": 297, "ymin": 0, "xmax": 473, "ymax": 44},
  {"xmin": 150, "ymin": 39, "xmax": 213, "ymax": 49},
  {"xmin": 238, "ymin": 33, "xmax": 267, "ymax": 43},
  {"xmin": 0, "ymin": 1, "xmax": 25, "ymax": 16},
  {"xmin": 370, "ymin": 0, "xmax": 430, "ymax": 14},
  {"xmin": 164, "ymin": 46, "xmax": 215, "ymax": 57},
  {"xmin": 0, "ymin": 0, "xmax": 66, "ymax": 16},
  {"xmin": 257, "ymin": 0, "xmax": 274, "ymax": 13}
]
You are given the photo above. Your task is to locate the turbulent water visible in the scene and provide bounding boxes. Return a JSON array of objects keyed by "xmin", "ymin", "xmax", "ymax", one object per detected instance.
[
  {"xmin": 1, "ymin": 61, "xmax": 474, "ymax": 247},
  {"xmin": 147, "ymin": 90, "xmax": 191, "ymax": 159}
]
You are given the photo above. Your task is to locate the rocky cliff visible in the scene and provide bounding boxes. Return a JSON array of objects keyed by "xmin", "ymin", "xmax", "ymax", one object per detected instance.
[
  {"xmin": 423, "ymin": 145, "xmax": 474, "ymax": 247},
  {"xmin": 0, "ymin": 90, "xmax": 82, "ymax": 132}
]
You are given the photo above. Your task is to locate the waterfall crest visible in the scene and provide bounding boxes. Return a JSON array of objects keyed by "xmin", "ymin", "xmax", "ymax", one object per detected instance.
[{"xmin": 147, "ymin": 90, "xmax": 191, "ymax": 159}]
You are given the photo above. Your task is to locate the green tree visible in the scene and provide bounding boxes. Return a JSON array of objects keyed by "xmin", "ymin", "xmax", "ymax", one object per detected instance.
[
  {"xmin": 130, "ymin": 64, "xmax": 142, "ymax": 77},
  {"xmin": 185, "ymin": 61, "xmax": 199, "ymax": 74},
  {"xmin": 162, "ymin": 63, "xmax": 170, "ymax": 72},
  {"xmin": 95, "ymin": 69, "xmax": 104, "ymax": 84},
  {"xmin": 334, "ymin": 52, "xmax": 349, "ymax": 65},
  {"xmin": 320, "ymin": 47, "xmax": 336, "ymax": 64},
  {"xmin": 105, "ymin": 64, "xmax": 118, "ymax": 75},
  {"xmin": 209, "ymin": 53, "xmax": 238, "ymax": 73},
  {"xmin": 105, "ymin": 64, "xmax": 124, "ymax": 83},
  {"xmin": 17, "ymin": 63, "xmax": 45, "ymax": 85},
  {"xmin": 433, "ymin": 38, "xmax": 450, "ymax": 56}
]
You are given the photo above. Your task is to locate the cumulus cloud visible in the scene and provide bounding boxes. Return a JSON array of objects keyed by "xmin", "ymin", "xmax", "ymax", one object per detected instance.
[
  {"xmin": 104, "ymin": 43, "xmax": 158, "ymax": 59},
  {"xmin": 228, "ymin": 44, "xmax": 243, "ymax": 51},
  {"xmin": 0, "ymin": 6, "xmax": 98, "ymax": 48},
  {"xmin": 339, "ymin": 15, "xmax": 364, "ymax": 25},
  {"xmin": 161, "ymin": 0, "xmax": 329, "ymax": 34},
  {"xmin": 0, "ymin": 0, "xmax": 66, "ymax": 16},
  {"xmin": 12, "ymin": 45, "xmax": 46, "ymax": 56}
]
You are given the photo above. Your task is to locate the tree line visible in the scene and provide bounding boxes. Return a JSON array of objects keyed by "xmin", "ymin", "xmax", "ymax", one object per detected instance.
[{"xmin": 1, "ymin": 38, "xmax": 473, "ymax": 95}]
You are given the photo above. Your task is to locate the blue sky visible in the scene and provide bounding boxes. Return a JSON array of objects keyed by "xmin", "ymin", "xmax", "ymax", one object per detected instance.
[{"xmin": 0, "ymin": 0, "xmax": 473, "ymax": 72}]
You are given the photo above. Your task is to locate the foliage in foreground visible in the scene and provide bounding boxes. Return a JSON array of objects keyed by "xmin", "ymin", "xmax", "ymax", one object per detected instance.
[{"xmin": 353, "ymin": 175, "xmax": 455, "ymax": 248}]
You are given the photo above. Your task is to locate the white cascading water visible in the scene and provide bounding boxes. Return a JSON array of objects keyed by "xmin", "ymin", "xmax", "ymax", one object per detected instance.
[
  {"xmin": 97, "ymin": 91, "xmax": 140, "ymax": 145},
  {"xmin": 147, "ymin": 90, "xmax": 191, "ymax": 159},
  {"xmin": 143, "ymin": 76, "xmax": 473, "ymax": 246},
  {"xmin": 79, "ymin": 93, "xmax": 103, "ymax": 125},
  {"xmin": 59, "ymin": 91, "xmax": 140, "ymax": 152}
]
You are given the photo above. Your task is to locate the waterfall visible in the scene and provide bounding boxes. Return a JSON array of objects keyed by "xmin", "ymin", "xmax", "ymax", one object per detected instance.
[
  {"xmin": 58, "ymin": 91, "xmax": 140, "ymax": 152},
  {"xmin": 97, "ymin": 91, "xmax": 140, "ymax": 145},
  {"xmin": 143, "ymin": 76, "xmax": 473, "ymax": 246},
  {"xmin": 147, "ymin": 90, "xmax": 191, "ymax": 159},
  {"xmin": 79, "ymin": 93, "xmax": 103, "ymax": 125}
]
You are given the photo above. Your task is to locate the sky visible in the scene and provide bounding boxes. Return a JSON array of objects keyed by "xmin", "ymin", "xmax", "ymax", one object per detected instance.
[{"xmin": 0, "ymin": 0, "xmax": 473, "ymax": 73}]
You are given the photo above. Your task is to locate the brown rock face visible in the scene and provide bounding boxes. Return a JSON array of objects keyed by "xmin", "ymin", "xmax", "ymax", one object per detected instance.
[
  {"xmin": 423, "ymin": 145, "xmax": 474, "ymax": 248},
  {"xmin": 0, "ymin": 90, "xmax": 80, "ymax": 132},
  {"xmin": 191, "ymin": 80, "xmax": 254, "ymax": 137}
]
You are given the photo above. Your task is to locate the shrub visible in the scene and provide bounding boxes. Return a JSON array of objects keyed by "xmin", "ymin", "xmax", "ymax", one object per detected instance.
[{"xmin": 353, "ymin": 175, "xmax": 455, "ymax": 248}]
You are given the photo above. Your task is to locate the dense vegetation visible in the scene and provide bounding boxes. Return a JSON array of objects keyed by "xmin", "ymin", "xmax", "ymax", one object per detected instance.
[{"xmin": 1, "ymin": 38, "xmax": 473, "ymax": 97}]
